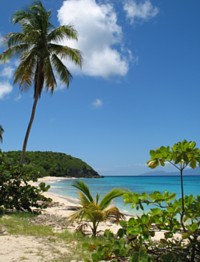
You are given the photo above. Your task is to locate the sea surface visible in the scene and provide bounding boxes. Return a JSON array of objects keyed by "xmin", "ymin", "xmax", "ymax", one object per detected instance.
[{"xmin": 48, "ymin": 176, "xmax": 200, "ymax": 215}]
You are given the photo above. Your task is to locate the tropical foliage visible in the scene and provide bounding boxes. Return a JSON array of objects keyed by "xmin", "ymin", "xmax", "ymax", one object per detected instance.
[
  {"xmin": 147, "ymin": 140, "xmax": 200, "ymax": 226},
  {"xmin": 69, "ymin": 180, "xmax": 125, "ymax": 236},
  {"xmin": 0, "ymin": 150, "xmax": 51, "ymax": 212},
  {"xmin": 91, "ymin": 191, "xmax": 200, "ymax": 261},
  {"xmin": 5, "ymin": 151, "xmax": 100, "ymax": 178},
  {"xmin": 0, "ymin": 1, "xmax": 82, "ymax": 163},
  {"xmin": 89, "ymin": 141, "xmax": 200, "ymax": 261}
]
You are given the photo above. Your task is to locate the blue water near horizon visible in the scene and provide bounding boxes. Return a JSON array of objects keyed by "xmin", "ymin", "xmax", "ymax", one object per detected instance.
[{"xmin": 48, "ymin": 176, "xmax": 200, "ymax": 215}]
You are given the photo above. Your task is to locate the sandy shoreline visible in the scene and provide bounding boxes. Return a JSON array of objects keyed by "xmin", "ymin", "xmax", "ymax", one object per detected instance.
[
  {"xmin": 0, "ymin": 176, "xmax": 123, "ymax": 261},
  {"xmin": 0, "ymin": 176, "xmax": 182, "ymax": 261},
  {"xmin": 36, "ymin": 175, "xmax": 77, "ymax": 183},
  {"xmin": 38, "ymin": 177, "xmax": 182, "ymax": 240},
  {"xmin": 38, "ymin": 176, "xmax": 123, "ymax": 234}
]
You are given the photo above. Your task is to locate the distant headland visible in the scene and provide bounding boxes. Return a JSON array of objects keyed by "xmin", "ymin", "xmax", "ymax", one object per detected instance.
[{"xmin": 5, "ymin": 151, "xmax": 102, "ymax": 178}]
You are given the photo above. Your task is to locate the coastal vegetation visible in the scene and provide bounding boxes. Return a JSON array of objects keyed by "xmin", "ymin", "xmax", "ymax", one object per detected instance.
[
  {"xmin": 0, "ymin": 140, "xmax": 199, "ymax": 260},
  {"xmin": 147, "ymin": 140, "xmax": 200, "ymax": 227},
  {"xmin": 0, "ymin": 1, "xmax": 199, "ymax": 260},
  {"xmin": 89, "ymin": 140, "xmax": 200, "ymax": 261},
  {"xmin": 91, "ymin": 192, "xmax": 200, "ymax": 261},
  {"xmin": 0, "ymin": 0, "xmax": 82, "ymax": 163},
  {"xmin": 69, "ymin": 180, "xmax": 125, "ymax": 236},
  {"xmin": 5, "ymin": 150, "xmax": 100, "ymax": 178},
  {"xmin": 0, "ymin": 150, "xmax": 51, "ymax": 212}
]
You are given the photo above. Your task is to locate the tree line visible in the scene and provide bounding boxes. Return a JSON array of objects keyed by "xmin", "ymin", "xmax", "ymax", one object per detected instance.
[{"xmin": 5, "ymin": 151, "xmax": 100, "ymax": 178}]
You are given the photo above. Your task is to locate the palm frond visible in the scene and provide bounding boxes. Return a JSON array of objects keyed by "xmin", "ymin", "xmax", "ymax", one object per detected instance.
[
  {"xmin": 12, "ymin": 10, "xmax": 32, "ymax": 25},
  {"xmin": 96, "ymin": 194, "xmax": 100, "ymax": 205},
  {"xmin": 72, "ymin": 180, "xmax": 94, "ymax": 203},
  {"xmin": 99, "ymin": 188, "xmax": 125, "ymax": 210},
  {"xmin": 6, "ymin": 33, "xmax": 26, "ymax": 47},
  {"xmin": 62, "ymin": 47, "xmax": 82, "ymax": 66},
  {"xmin": 68, "ymin": 207, "xmax": 85, "ymax": 223},
  {"xmin": 0, "ymin": 44, "xmax": 30, "ymax": 62},
  {"xmin": 13, "ymin": 50, "xmax": 36, "ymax": 90},
  {"xmin": 104, "ymin": 206, "xmax": 124, "ymax": 222},
  {"xmin": 43, "ymin": 57, "xmax": 56, "ymax": 91},
  {"xmin": 49, "ymin": 43, "xmax": 82, "ymax": 66},
  {"xmin": 79, "ymin": 192, "xmax": 91, "ymax": 206},
  {"xmin": 31, "ymin": 4, "xmax": 52, "ymax": 33},
  {"xmin": 51, "ymin": 54, "xmax": 72, "ymax": 87},
  {"xmin": 12, "ymin": 1, "xmax": 52, "ymax": 39},
  {"xmin": 48, "ymin": 25, "xmax": 78, "ymax": 42}
]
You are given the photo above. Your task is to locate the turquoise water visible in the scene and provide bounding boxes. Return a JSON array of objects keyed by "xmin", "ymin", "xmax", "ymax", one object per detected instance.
[{"xmin": 48, "ymin": 176, "xmax": 200, "ymax": 215}]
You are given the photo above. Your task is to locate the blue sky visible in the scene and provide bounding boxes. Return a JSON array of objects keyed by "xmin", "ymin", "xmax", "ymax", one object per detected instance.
[{"xmin": 0, "ymin": 0, "xmax": 200, "ymax": 176}]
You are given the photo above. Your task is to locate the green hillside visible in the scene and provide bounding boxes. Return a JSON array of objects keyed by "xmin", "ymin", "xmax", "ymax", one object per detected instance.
[{"xmin": 5, "ymin": 151, "xmax": 101, "ymax": 178}]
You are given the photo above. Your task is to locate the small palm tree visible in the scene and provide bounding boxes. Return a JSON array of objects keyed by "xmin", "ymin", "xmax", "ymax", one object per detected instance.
[
  {"xmin": 0, "ymin": 125, "xmax": 4, "ymax": 143},
  {"xmin": 69, "ymin": 180, "xmax": 125, "ymax": 237},
  {"xmin": 0, "ymin": 1, "xmax": 82, "ymax": 163}
]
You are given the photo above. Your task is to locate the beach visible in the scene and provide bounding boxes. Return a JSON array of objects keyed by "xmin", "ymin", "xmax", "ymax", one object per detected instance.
[
  {"xmin": 37, "ymin": 176, "xmax": 123, "ymax": 234},
  {"xmin": 0, "ymin": 176, "xmax": 183, "ymax": 261},
  {"xmin": 0, "ymin": 176, "xmax": 124, "ymax": 262}
]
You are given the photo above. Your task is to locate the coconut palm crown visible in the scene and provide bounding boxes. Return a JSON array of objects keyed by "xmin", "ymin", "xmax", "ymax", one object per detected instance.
[
  {"xmin": 69, "ymin": 180, "xmax": 125, "ymax": 236},
  {"xmin": 0, "ymin": 1, "xmax": 82, "ymax": 163}
]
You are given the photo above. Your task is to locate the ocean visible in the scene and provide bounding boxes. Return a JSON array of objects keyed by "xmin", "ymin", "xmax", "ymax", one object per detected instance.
[{"xmin": 48, "ymin": 175, "xmax": 200, "ymax": 215}]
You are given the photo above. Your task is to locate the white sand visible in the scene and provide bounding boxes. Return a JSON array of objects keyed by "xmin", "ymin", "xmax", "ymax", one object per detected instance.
[{"xmin": 0, "ymin": 176, "xmax": 182, "ymax": 261}]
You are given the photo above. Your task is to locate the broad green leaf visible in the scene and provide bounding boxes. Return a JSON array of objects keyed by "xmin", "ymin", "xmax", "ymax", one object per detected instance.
[{"xmin": 190, "ymin": 160, "xmax": 196, "ymax": 169}]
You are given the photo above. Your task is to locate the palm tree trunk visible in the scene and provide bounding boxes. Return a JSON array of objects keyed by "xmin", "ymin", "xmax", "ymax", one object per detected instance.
[
  {"xmin": 0, "ymin": 125, "xmax": 4, "ymax": 143},
  {"xmin": 20, "ymin": 95, "xmax": 39, "ymax": 164}
]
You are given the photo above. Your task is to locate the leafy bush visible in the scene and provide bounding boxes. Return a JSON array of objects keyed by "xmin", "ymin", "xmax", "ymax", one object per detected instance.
[
  {"xmin": 87, "ymin": 141, "xmax": 200, "ymax": 261},
  {"xmin": 91, "ymin": 191, "xmax": 200, "ymax": 261},
  {"xmin": 0, "ymin": 150, "xmax": 51, "ymax": 212},
  {"xmin": 147, "ymin": 140, "xmax": 200, "ymax": 227}
]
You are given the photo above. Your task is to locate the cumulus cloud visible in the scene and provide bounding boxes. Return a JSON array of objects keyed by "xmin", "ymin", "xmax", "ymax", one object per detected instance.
[
  {"xmin": 0, "ymin": 65, "xmax": 14, "ymax": 99},
  {"xmin": 92, "ymin": 98, "xmax": 103, "ymax": 108},
  {"xmin": 0, "ymin": 66, "xmax": 14, "ymax": 79},
  {"xmin": 0, "ymin": 82, "xmax": 13, "ymax": 99},
  {"xmin": 57, "ymin": 0, "xmax": 130, "ymax": 78},
  {"xmin": 123, "ymin": 0, "xmax": 159, "ymax": 24}
]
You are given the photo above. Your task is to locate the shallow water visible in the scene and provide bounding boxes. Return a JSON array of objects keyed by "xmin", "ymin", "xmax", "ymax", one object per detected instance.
[{"xmin": 48, "ymin": 175, "xmax": 200, "ymax": 215}]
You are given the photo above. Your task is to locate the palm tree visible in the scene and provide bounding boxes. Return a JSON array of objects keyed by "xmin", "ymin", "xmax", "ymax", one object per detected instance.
[
  {"xmin": 0, "ymin": 125, "xmax": 4, "ymax": 143},
  {"xmin": 69, "ymin": 180, "xmax": 125, "ymax": 237},
  {"xmin": 0, "ymin": 1, "xmax": 82, "ymax": 164}
]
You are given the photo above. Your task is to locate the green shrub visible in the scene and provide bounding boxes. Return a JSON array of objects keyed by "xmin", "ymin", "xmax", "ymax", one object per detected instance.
[
  {"xmin": 91, "ymin": 191, "xmax": 200, "ymax": 261},
  {"xmin": 0, "ymin": 150, "xmax": 51, "ymax": 212}
]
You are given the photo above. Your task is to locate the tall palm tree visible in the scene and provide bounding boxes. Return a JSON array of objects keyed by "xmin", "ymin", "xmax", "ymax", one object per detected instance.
[
  {"xmin": 0, "ymin": 1, "xmax": 82, "ymax": 163},
  {"xmin": 0, "ymin": 125, "xmax": 4, "ymax": 143},
  {"xmin": 69, "ymin": 180, "xmax": 125, "ymax": 236}
]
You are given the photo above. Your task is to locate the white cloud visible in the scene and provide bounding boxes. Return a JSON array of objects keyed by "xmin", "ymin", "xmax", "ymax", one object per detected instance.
[
  {"xmin": 57, "ymin": 0, "xmax": 130, "ymax": 78},
  {"xmin": 0, "ymin": 65, "xmax": 15, "ymax": 98},
  {"xmin": 0, "ymin": 66, "xmax": 14, "ymax": 79},
  {"xmin": 0, "ymin": 82, "xmax": 13, "ymax": 99},
  {"xmin": 92, "ymin": 98, "xmax": 103, "ymax": 108},
  {"xmin": 123, "ymin": 0, "xmax": 159, "ymax": 24}
]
